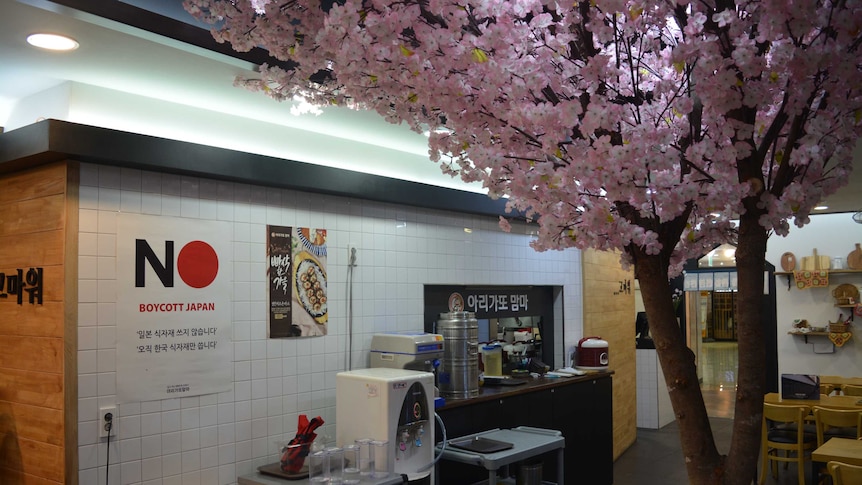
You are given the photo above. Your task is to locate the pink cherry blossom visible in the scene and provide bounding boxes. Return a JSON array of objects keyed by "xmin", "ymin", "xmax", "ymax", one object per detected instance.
[{"xmin": 186, "ymin": 2, "xmax": 861, "ymax": 482}]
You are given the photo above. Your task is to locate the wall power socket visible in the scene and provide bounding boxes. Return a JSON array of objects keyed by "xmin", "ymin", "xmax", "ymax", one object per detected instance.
[{"xmin": 99, "ymin": 406, "xmax": 117, "ymax": 439}]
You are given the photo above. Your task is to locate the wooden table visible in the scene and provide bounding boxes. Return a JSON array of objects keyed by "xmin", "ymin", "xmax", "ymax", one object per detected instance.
[
  {"xmin": 810, "ymin": 437, "xmax": 862, "ymax": 484},
  {"xmin": 765, "ymin": 393, "xmax": 862, "ymax": 410},
  {"xmin": 821, "ymin": 376, "xmax": 862, "ymax": 393}
]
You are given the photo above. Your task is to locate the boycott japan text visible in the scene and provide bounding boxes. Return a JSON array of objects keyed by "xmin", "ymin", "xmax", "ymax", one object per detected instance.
[{"xmin": 139, "ymin": 302, "xmax": 216, "ymax": 312}]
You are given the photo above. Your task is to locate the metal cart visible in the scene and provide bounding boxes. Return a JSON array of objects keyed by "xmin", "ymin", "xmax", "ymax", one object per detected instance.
[{"xmin": 435, "ymin": 426, "xmax": 564, "ymax": 485}]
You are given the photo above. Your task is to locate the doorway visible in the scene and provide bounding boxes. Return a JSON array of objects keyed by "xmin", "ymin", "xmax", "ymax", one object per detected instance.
[
  {"xmin": 700, "ymin": 341, "xmax": 738, "ymax": 418},
  {"xmin": 683, "ymin": 289, "xmax": 738, "ymax": 418},
  {"xmin": 708, "ymin": 291, "xmax": 737, "ymax": 341}
]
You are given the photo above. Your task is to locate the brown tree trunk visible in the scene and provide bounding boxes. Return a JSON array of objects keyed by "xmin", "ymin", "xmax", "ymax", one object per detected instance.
[
  {"xmin": 722, "ymin": 206, "xmax": 768, "ymax": 484},
  {"xmin": 634, "ymin": 250, "xmax": 723, "ymax": 484}
]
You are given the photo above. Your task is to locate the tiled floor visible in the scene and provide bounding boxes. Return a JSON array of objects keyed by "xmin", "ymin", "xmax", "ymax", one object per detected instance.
[
  {"xmin": 615, "ymin": 342, "xmax": 814, "ymax": 484},
  {"xmin": 613, "ymin": 417, "xmax": 812, "ymax": 484},
  {"xmin": 700, "ymin": 341, "xmax": 739, "ymax": 420}
]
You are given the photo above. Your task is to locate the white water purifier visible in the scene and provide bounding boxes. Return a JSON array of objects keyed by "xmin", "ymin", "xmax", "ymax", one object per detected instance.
[{"xmin": 336, "ymin": 368, "xmax": 435, "ymax": 482}]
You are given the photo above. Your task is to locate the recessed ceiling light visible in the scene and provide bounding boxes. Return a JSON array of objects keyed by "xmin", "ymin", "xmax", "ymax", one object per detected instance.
[
  {"xmin": 26, "ymin": 33, "xmax": 79, "ymax": 51},
  {"xmin": 813, "ymin": 205, "xmax": 828, "ymax": 211}
]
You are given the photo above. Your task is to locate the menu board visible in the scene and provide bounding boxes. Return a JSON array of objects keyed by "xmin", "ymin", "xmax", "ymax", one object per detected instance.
[
  {"xmin": 683, "ymin": 273, "xmax": 699, "ymax": 291},
  {"xmin": 713, "ymin": 272, "xmax": 731, "ymax": 291}
]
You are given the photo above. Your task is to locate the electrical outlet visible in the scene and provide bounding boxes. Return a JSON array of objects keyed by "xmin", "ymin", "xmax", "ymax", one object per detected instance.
[{"xmin": 99, "ymin": 406, "xmax": 117, "ymax": 439}]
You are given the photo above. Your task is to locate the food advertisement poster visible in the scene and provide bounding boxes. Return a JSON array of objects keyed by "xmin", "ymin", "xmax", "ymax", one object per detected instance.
[
  {"xmin": 268, "ymin": 226, "xmax": 328, "ymax": 337},
  {"xmin": 115, "ymin": 214, "xmax": 233, "ymax": 403}
]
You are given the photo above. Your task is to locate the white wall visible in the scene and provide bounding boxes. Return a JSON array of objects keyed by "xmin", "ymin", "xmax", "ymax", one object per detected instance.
[
  {"xmin": 76, "ymin": 163, "xmax": 583, "ymax": 485},
  {"xmin": 765, "ymin": 213, "xmax": 862, "ymax": 383},
  {"xmin": 636, "ymin": 349, "xmax": 674, "ymax": 429}
]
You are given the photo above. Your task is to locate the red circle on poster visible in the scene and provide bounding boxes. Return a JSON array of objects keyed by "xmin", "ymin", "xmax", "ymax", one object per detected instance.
[{"xmin": 177, "ymin": 241, "xmax": 219, "ymax": 288}]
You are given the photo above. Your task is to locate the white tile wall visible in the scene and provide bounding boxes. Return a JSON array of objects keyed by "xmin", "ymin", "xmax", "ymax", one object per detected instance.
[
  {"xmin": 636, "ymin": 349, "xmax": 674, "ymax": 429},
  {"xmin": 78, "ymin": 163, "xmax": 583, "ymax": 484}
]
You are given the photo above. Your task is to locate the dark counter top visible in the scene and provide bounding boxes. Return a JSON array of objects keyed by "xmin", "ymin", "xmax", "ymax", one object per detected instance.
[{"xmin": 438, "ymin": 371, "xmax": 613, "ymax": 410}]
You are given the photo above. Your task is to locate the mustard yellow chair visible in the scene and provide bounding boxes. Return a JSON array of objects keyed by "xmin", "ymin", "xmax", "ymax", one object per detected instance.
[
  {"xmin": 759, "ymin": 402, "xmax": 816, "ymax": 485},
  {"xmin": 842, "ymin": 384, "xmax": 862, "ymax": 396},
  {"xmin": 827, "ymin": 461, "xmax": 862, "ymax": 485},
  {"xmin": 820, "ymin": 383, "xmax": 836, "ymax": 396},
  {"xmin": 812, "ymin": 407, "xmax": 862, "ymax": 446}
]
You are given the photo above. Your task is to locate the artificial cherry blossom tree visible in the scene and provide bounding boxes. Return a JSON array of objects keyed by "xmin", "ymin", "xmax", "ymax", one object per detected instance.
[{"xmin": 185, "ymin": 0, "xmax": 861, "ymax": 483}]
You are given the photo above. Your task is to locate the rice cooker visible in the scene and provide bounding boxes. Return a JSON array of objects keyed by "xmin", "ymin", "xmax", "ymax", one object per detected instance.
[{"xmin": 575, "ymin": 336, "xmax": 609, "ymax": 370}]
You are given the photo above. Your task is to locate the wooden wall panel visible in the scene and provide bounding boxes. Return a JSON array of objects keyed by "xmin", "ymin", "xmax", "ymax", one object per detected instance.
[
  {"xmin": 0, "ymin": 164, "xmax": 65, "ymax": 205},
  {"xmin": 3, "ymin": 403, "xmax": 64, "ymax": 446},
  {"xmin": 0, "ymin": 161, "xmax": 74, "ymax": 485},
  {"xmin": 0, "ymin": 302, "xmax": 65, "ymax": 338},
  {"xmin": 0, "ymin": 230, "xmax": 65, "ymax": 268},
  {"xmin": 62, "ymin": 162, "xmax": 79, "ymax": 485},
  {"xmin": 0, "ymin": 470, "xmax": 58, "ymax": 485},
  {"xmin": 582, "ymin": 248, "xmax": 637, "ymax": 460},
  {"xmin": 0, "ymin": 369, "xmax": 64, "ymax": 409},
  {"xmin": 0, "ymin": 336, "xmax": 63, "ymax": 374},
  {"xmin": 7, "ymin": 437, "xmax": 63, "ymax": 483},
  {"xmin": 0, "ymin": 194, "xmax": 65, "ymax": 236}
]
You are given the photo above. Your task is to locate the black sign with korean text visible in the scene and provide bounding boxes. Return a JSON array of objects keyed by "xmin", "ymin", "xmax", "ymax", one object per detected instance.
[
  {"xmin": 267, "ymin": 226, "xmax": 294, "ymax": 337},
  {"xmin": 423, "ymin": 284, "xmax": 558, "ymax": 368},
  {"xmin": 424, "ymin": 285, "xmax": 552, "ymax": 319}
]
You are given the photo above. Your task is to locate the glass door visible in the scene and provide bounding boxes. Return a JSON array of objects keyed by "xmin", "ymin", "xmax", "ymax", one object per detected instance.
[{"xmin": 709, "ymin": 291, "xmax": 737, "ymax": 341}]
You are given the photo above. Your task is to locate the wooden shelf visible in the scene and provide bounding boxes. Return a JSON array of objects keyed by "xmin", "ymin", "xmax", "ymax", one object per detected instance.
[
  {"xmin": 788, "ymin": 330, "xmax": 852, "ymax": 345},
  {"xmin": 775, "ymin": 269, "xmax": 862, "ymax": 290},
  {"xmin": 775, "ymin": 269, "xmax": 862, "ymax": 276}
]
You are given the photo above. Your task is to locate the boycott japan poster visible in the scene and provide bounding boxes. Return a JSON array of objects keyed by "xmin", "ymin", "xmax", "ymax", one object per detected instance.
[
  {"xmin": 268, "ymin": 226, "xmax": 328, "ymax": 337},
  {"xmin": 116, "ymin": 214, "xmax": 232, "ymax": 403}
]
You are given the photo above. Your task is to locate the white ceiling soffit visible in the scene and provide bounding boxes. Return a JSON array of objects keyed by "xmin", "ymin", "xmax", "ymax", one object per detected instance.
[{"xmin": 2, "ymin": 0, "xmax": 482, "ymax": 192}]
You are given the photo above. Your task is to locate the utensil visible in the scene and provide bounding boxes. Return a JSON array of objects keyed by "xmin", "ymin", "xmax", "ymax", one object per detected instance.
[
  {"xmin": 832, "ymin": 283, "xmax": 860, "ymax": 305},
  {"xmin": 780, "ymin": 252, "xmax": 797, "ymax": 272},
  {"xmin": 801, "ymin": 248, "xmax": 831, "ymax": 270},
  {"xmin": 847, "ymin": 243, "xmax": 862, "ymax": 270}
]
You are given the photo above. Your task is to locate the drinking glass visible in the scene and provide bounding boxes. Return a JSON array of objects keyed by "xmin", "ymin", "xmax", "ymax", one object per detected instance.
[
  {"xmin": 325, "ymin": 446, "xmax": 344, "ymax": 484},
  {"xmin": 308, "ymin": 450, "xmax": 329, "ymax": 483},
  {"xmin": 342, "ymin": 444, "xmax": 361, "ymax": 484},
  {"xmin": 371, "ymin": 439, "xmax": 390, "ymax": 479},
  {"xmin": 355, "ymin": 438, "xmax": 373, "ymax": 477}
]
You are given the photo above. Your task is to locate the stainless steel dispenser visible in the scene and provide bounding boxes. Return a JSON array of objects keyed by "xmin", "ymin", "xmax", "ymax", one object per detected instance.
[{"xmin": 435, "ymin": 311, "xmax": 479, "ymax": 399}]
